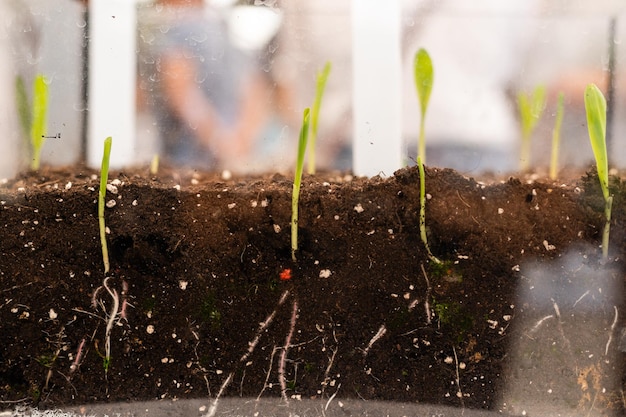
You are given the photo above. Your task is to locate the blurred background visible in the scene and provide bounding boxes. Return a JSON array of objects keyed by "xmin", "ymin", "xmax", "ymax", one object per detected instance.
[{"xmin": 1, "ymin": 0, "xmax": 626, "ymax": 178}]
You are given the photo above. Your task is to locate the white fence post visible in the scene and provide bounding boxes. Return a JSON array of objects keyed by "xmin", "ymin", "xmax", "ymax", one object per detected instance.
[
  {"xmin": 88, "ymin": 0, "xmax": 137, "ymax": 168},
  {"xmin": 352, "ymin": 0, "xmax": 402, "ymax": 177}
]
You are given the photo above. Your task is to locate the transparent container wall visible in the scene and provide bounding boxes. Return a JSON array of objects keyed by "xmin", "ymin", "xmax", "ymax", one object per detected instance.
[
  {"xmin": 0, "ymin": 0, "xmax": 85, "ymax": 178},
  {"xmin": 2, "ymin": 1, "xmax": 626, "ymax": 177},
  {"xmin": 402, "ymin": 1, "xmax": 626, "ymax": 174},
  {"xmin": 138, "ymin": 0, "xmax": 626, "ymax": 174},
  {"xmin": 136, "ymin": 0, "xmax": 353, "ymax": 173}
]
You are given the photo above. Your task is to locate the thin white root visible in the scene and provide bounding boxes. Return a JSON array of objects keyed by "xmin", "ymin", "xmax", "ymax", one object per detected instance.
[
  {"xmin": 257, "ymin": 346, "xmax": 280, "ymax": 401},
  {"xmin": 452, "ymin": 346, "xmax": 464, "ymax": 404},
  {"xmin": 206, "ymin": 372, "xmax": 233, "ymax": 417},
  {"xmin": 279, "ymin": 300, "xmax": 299, "ymax": 402},
  {"xmin": 325, "ymin": 382, "xmax": 341, "ymax": 411},
  {"xmin": 605, "ymin": 305, "xmax": 618, "ymax": 356},
  {"xmin": 573, "ymin": 290, "xmax": 590, "ymax": 308},
  {"xmin": 69, "ymin": 338, "xmax": 86, "ymax": 374},
  {"xmin": 321, "ymin": 345, "xmax": 338, "ymax": 395},
  {"xmin": 204, "ymin": 290, "xmax": 290, "ymax": 417},
  {"xmin": 102, "ymin": 277, "xmax": 120, "ymax": 371},
  {"xmin": 529, "ymin": 314, "xmax": 554, "ymax": 334},
  {"xmin": 362, "ymin": 325, "xmax": 387, "ymax": 357}
]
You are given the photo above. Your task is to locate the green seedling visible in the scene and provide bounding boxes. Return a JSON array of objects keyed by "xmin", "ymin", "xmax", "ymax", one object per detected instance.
[
  {"xmin": 549, "ymin": 92, "xmax": 565, "ymax": 180},
  {"xmin": 99, "ymin": 137, "xmax": 112, "ymax": 274},
  {"xmin": 417, "ymin": 157, "xmax": 441, "ymax": 264},
  {"xmin": 413, "ymin": 49, "xmax": 440, "ymax": 264},
  {"xmin": 292, "ymin": 108, "xmax": 310, "ymax": 262},
  {"xmin": 584, "ymin": 83, "xmax": 613, "ymax": 260},
  {"xmin": 307, "ymin": 61, "xmax": 331, "ymax": 175},
  {"xmin": 517, "ymin": 85, "xmax": 547, "ymax": 171},
  {"xmin": 414, "ymin": 48, "xmax": 434, "ymax": 164},
  {"xmin": 15, "ymin": 75, "xmax": 50, "ymax": 171},
  {"xmin": 30, "ymin": 75, "xmax": 49, "ymax": 171}
]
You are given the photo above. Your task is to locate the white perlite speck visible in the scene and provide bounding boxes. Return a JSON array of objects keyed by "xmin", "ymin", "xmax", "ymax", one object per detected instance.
[{"xmin": 319, "ymin": 269, "xmax": 332, "ymax": 278}]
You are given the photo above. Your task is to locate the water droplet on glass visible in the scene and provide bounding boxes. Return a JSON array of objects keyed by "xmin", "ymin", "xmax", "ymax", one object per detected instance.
[
  {"xmin": 195, "ymin": 73, "xmax": 207, "ymax": 83},
  {"xmin": 76, "ymin": 19, "xmax": 87, "ymax": 29},
  {"xmin": 191, "ymin": 33, "xmax": 208, "ymax": 44},
  {"xmin": 210, "ymin": 49, "xmax": 225, "ymax": 61}
]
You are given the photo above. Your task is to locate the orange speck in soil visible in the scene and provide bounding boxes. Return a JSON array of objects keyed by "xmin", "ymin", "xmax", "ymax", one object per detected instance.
[{"xmin": 279, "ymin": 269, "xmax": 292, "ymax": 281}]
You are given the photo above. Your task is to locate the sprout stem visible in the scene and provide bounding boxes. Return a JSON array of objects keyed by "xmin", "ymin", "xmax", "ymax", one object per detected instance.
[
  {"xmin": 417, "ymin": 157, "xmax": 441, "ymax": 264},
  {"xmin": 99, "ymin": 137, "xmax": 112, "ymax": 274},
  {"xmin": 30, "ymin": 75, "xmax": 49, "ymax": 171},
  {"xmin": 584, "ymin": 83, "xmax": 612, "ymax": 259},
  {"xmin": 292, "ymin": 109, "xmax": 310, "ymax": 262}
]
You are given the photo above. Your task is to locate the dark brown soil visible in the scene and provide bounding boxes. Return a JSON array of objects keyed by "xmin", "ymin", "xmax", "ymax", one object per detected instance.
[{"xmin": 0, "ymin": 164, "xmax": 624, "ymax": 414}]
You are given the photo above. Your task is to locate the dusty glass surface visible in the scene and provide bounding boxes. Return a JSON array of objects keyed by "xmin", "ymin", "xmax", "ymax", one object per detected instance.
[
  {"xmin": 0, "ymin": 2, "xmax": 624, "ymax": 416},
  {"xmin": 2, "ymin": 0, "xmax": 626, "ymax": 175}
]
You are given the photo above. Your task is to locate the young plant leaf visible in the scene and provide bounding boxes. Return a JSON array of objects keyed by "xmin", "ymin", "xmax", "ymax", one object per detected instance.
[
  {"xmin": 292, "ymin": 108, "xmax": 310, "ymax": 262},
  {"xmin": 517, "ymin": 85, "xmax": 546, "ymax": 171},
  {"xmin": 30, "ymin": 75, "xmax": 49, "ymax": 171},
  {"xmin": 414, "ymin": 48, "xmax": 433, "ymax": 164},
  {"xmin": 308, "ymin": 61, "xmax": 331, "ymax": 175},
  {"xmin": 99, "ymin": 137, "xmax": 113, "ymax": 274},
  {"xmin": 584, "ymin": 83, "xmax": 612, "ymax": 259},
  {"xmin": 584, "ymin": 84, "xmax": 609, "ymax": 201}
]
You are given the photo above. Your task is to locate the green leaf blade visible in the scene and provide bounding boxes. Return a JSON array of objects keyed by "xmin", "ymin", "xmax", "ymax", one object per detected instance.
[
  {"xmin": 414, "ymin": 48, "xmax": 434, "ymax": 163},
  {"xmin": 308, "ymin": 62, "xmax": 331, "ymax": 174},
  {"xmin": 414, "ymin": 48, "xmax": 433, "ymax": 120},
  {"xmin": 584, "ymin": 83, "xmax": 609, "ymax": 201},
  {"xmin": 99, "ymin": 137, "xmax": 113, "ymax": 274},
  {"xmin": 31, "ymin": 75, "xmax": 49, "ymax": 150},
  {"xmin": 292, "ymin": 108, "xmax": 310, "ymax": 262},
  {"xmin": 30, "ymin": 75, "xmax": 49, "ymax": 170}
]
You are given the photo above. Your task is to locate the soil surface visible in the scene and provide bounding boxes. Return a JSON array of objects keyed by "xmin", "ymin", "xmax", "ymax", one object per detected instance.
[{"xmin": 0, "ymin": 164, "xmax": 624, "ymax": 415}]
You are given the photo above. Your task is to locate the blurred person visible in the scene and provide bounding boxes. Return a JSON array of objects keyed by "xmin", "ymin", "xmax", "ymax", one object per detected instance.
[{"xmin": 138, "ymin": 0, "xmax": 270, "ymax": 170}]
